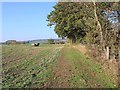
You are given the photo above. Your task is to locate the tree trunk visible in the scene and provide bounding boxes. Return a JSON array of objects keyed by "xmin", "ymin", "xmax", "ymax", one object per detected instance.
[
  {"xmin": 119, "ymin": 46, "xmax": 120, "ymax": 61},
  {"xmin": 93, "ymin": 2, "xmax": 105, "ymax": 51},
  {"xmin": 117, "ymin": 11, "xmax": 120, "ymax": 61},
  {"xmin": 106, "ymin": 46, "xmax": 110, "ymax": 60},
  {"xmin": 71, "ymin": 38, "xmax": 76, "ymax": 44},
  {"xmin": 118, "ymin": 31, "xmax": 120, "ymax": 61}
]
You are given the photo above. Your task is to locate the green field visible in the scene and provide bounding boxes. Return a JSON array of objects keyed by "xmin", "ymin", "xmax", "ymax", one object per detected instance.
[{"xmin": 2, "ymin": 44, "xmax": 118, "ymax": 88}]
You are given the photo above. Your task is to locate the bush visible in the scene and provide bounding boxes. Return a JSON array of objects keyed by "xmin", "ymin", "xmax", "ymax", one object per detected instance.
[{"xmin": 48, "ymin": 39, "xmax": 54, "ymax": 44}]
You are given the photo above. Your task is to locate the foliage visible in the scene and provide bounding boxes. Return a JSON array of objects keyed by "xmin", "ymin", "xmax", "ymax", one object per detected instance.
[
  {"xmin": 95, "ymin": 2, "xmax": 120, "ymax": 60},
  {"xmin": 48, "ymin": 39, "xmax": 54, "ymax": 44},
  {"xmin": 47, "ymin": 2, "xmax": 119, "ymax": 60},
  {"xmin": 5, "ymin": 40, "xmax": 29, "ymax": 45},
  {"xmin": 47, "ymin": 2, "xmax": 95, "ymax": 44}
]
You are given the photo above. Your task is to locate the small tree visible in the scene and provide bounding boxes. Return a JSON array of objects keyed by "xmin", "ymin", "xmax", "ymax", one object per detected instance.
[
  {"xmin": 48, "ymin": 39, "xmax": 54, "ymax": 44},
  {"xmin": 6, "ymin": 40, "xmax": 17, "ymax": 45}
]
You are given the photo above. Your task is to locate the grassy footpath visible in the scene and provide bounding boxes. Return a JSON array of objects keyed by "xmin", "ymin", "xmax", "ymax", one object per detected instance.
[{"xmin": 64, "ymin": 45, "xmax": 117, "ymax": 88}]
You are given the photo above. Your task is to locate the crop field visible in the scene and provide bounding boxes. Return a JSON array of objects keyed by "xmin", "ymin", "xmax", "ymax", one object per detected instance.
[{"xmin": 2, "ymin": 44, "xmax": 118, "ymax": 88}]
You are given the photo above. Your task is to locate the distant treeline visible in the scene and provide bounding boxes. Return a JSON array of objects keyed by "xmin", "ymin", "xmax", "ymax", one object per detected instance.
[
  {"xmin": 2, "ymin": 40, "xmax": 29, "ymax": 45},
  {"xmin": 29, "ymin": 39, "xmax": 66, "ymax": 44},
  {"xmin": 28, "ymin": 39, "xmax": 66, "ymax": 44},
  {"xmin": 1, "ymin": 39, "xmax": 66, "ymax": 45},
  {"xmin": 47, "ymin": 39, "xmax": 66, "ymax": 44}
]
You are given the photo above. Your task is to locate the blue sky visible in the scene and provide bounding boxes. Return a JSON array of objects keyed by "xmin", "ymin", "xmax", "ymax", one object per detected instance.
[{"xmin": 2, "ymin": 2, "xmax": 58, "ymax": 42}]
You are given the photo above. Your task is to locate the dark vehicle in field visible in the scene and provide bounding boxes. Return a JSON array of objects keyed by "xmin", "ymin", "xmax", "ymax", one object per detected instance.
[{"xmin": 32, "ymin": 43, "xmax": 40, "ymax": 46}]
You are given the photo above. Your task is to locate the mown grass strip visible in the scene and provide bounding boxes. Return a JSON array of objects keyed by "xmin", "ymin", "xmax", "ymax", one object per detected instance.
[{"xmin": 64, "ymin": 45, "xmax": 117, "ymax": 88}]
